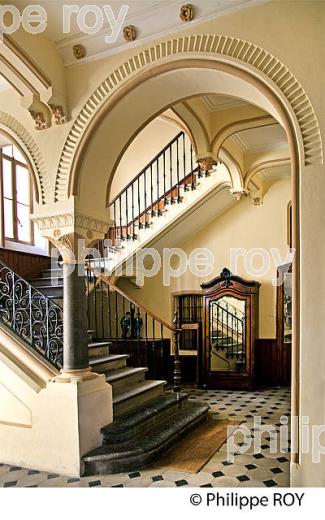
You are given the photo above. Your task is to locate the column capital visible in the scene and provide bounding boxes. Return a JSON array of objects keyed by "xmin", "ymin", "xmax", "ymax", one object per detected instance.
[{"xmin": 32, "ymin": 202, "xmax": 112, "ymax": 259}]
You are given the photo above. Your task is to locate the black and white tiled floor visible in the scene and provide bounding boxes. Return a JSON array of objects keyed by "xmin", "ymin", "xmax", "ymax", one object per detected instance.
[{"xmin": 0, "ymin": 387, "xmax": 290, "ymax": 488}]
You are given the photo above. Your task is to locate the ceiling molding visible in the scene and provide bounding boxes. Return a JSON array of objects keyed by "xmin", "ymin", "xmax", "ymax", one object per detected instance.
[
  {"xmin": 244, "ymin": 157, "xmax": 291, "ymax": 189},
  {"xmin": 171, "ymin": 101, "xmax": 210, "ymax": 156},
  {"xmin": 56, "ymin": 0, "xmax": 268, "ymax": 66},
  {"xmin": 202, "ymin": 94, "xmax": 247, "ymax": 112},
  {"xmin": 212, "ymin": 116, "xmax": 277, "ymax": 155},
  {"xmin": 230, "ymin": 125, "xmax": 289, "ymax": 154},
  {"xmin": 231, "ymin": 133, "xmax": 247, "ymax": 153}
]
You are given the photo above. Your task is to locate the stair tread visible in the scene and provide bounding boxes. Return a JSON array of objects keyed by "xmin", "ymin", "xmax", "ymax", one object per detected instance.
[
  {"xmin": 89, "ymin": 354, "xmax": 128, "ymax": 366},
  {"xmin": 31, "ymin": 284, "xmax": 64, "ymax": 289},
  {"xmin": 83, "ymin": 400, "xmax": 209, "ymax": 462},
  {"xmin": 32, "ymin": 277, "xmax": 63, "ymax": 282},
  {"xmin": 101, "ymin": 392, "xmax": 188, "ymax": 435},
  {"xmin": 106, "ymin": 366, "xmax": 147, "ymax": 383},
  {"xmin": 88, "ymin": 341, "xmax": 112, "ymax": 349},
  {"xmin": 41, "ymin": 268, "xmax": 62, "ymax": 272},
  {"xmin": 113, "ymin": 380, "xmax": 166, "ymax": 405}
]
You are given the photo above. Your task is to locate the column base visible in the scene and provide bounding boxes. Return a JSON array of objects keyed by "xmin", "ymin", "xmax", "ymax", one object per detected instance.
[
  {"xmin": 41, "ymin": 373, "xmax": 113, "ymax": 476},
  {"xmin": 0, "ymin": 370, "xmax": 113, "ymax": 477},
  {"xmin": 55, "ymin": 367, "xmax": 97, "ymax": 383}
]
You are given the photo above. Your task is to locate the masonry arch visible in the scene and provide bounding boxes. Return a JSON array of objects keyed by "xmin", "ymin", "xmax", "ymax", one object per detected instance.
[
  {"xmin": 53, "ymin": 36, "xmax": 324, "ymax": 472},
  {"xmin": 54, "ymin": 34, "xmax": 322, "ymax": 205},
  {"xmin": 0, "ymin": 112, "xmax": 48, "ymax": 204},
  {"xmin": 106, "ymin": 98, "xmax": 245, "ymax": 204}
]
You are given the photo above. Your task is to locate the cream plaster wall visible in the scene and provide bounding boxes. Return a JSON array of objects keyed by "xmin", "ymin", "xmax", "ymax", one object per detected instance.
[
  {"xmin": 111, "ymin": 116, "xmax": 184, "ymax": 200},
  {"xmin": 0, "ymin": 0, "xmax": 322, "ymax": 207}
]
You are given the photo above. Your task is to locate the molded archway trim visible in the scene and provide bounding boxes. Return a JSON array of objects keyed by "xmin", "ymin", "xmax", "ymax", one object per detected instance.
[
  {"xmin": 54, "ymin": 34, "xmax": 322, "ymax": 203},
  {"xmin": 0, "ymin": 111, "xmax": 48, "ymax": 204},
  {"xmin": 244, "ymin": 157, "xmax": 291, "ymax": 189}
]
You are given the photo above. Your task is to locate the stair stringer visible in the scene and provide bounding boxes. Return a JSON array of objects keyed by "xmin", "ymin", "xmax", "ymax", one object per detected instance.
[{"xmin": 0, "ymin": 324, "xmax": 112, "ymax": 477}]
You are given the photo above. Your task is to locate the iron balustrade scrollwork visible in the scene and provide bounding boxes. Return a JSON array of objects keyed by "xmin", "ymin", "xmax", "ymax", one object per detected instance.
[{"xmin": 0, "ymin": 260, "xmax": 63, "ymax": 369}]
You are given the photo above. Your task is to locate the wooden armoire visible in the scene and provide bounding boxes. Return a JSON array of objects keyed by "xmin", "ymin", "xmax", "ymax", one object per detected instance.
[{"xmin": 201, "ymin": 268, "xmax": 260, "ymax": 390}]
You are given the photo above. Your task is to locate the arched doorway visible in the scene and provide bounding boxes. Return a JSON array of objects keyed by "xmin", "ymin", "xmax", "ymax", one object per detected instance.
[{"xmin": 54, "ymin": 40, "xmax": 323, "ymax": 479}]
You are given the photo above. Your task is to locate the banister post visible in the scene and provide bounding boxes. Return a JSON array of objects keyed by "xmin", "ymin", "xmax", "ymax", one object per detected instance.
[{"xmin": 172, "ymin": 311, "xmax": 182, "ymax": 394}]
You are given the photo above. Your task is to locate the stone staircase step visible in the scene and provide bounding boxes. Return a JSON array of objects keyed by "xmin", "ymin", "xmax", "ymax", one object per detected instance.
[
  {"xmin": 89, "ymin": 354, "xmax": 129, "ymax": 372},
  {"xmin": 40, "ymin": 268, "xmax": 63, "ymax": 278},
  {"xmin": 102, "ymin": 392, "xmax": 188, "ymax": 443},
  {"xmin": 88, "ymin": 341, "xmax": 111, "ymax": 358},
  {"xmin": 31, "ymin": 277, "xmax": 64, "ymax": 286},
  {"xmin": 106, "ymin": 367, "xmax": 148, "ymax": 393},
  {"xmin": 32, "ymin": 285, "xmax": 64, "ymax": 298},
  {"xmin": 113, "ymin": 380, "xmax": 166, "ymax": 417},
  {"xmin": 82, "ymin": 399, "xmax": 210, "ymax": 474}
]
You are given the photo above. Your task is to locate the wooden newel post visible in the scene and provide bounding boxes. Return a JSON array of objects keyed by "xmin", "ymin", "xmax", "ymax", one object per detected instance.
[{"xmin": 173, "ymin": 311, "xmax": 182, "ymax": 394}]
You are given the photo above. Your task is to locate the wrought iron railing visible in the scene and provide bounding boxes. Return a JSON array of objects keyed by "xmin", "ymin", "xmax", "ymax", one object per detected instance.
[
  {"xmin": 108, "ymin": 131, "xmax": 200, "ymax": 244},
  {"xmin": 0, "ymin": 260, "xmax": 63, "ymax": 369}
]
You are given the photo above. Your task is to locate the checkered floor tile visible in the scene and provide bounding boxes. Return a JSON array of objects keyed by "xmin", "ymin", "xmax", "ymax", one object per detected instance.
[{"xmin": 0, "ymin": 387, "xmax": 290, "ymax": 488}]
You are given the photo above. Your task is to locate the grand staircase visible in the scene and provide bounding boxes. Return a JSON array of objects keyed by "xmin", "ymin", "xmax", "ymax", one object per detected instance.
[
  {"xmin": 0, "ymin": 132, "xmax": 218, "ymax": 475},
  {"xmin": 0, "ymin": 264, "xmax": 209, "ymax": 475},
  {"xmin": 85, "ymin": 329, "xmax": 209, "ymax": 474}
]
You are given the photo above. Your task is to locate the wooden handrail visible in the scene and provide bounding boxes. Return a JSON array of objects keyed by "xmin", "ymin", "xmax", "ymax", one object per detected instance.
[
  {"xmin": 86, "ymin": 263, "xmax": 182, "ymax": 393},
  {"xmin": 123, "ymin": 166, "xmax": 199, "ymax": 229},
  {"xmin": 109, "ymin": 131, "xmax": 184, "ymax": 205},
  {"xmin": 86, "ymin": 264, "xmax": 176, "ymax": 332}
]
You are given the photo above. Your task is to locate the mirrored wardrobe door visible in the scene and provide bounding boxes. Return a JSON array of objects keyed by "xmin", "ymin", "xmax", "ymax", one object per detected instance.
[{"xmin": 209, "ymin": 296, "xmax": 246, "ymax": 374}]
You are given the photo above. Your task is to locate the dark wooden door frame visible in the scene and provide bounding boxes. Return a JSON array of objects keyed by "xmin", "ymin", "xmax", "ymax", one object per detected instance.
[{"xmin": 276, "ymin": 263, "xmax": 292, "ymax": 386}]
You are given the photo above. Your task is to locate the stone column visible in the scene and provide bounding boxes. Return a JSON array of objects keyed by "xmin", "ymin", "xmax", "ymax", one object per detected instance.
[
  {"xmin": 62, "ymin": 261, "xmax": 89, "ymax": 371},
  {"xmin": 56, "ymin": 232, "xmax": 90, "ymax": 377},
  {"xmin": 29, "ymin": 211, "xmax": 113, "ymax": 477}
]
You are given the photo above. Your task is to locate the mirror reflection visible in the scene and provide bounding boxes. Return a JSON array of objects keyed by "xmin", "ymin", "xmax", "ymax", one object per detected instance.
[
  {"xmin": 283, "ymin": 272, "xmax": 292, "ymax": 345},
  {"xmin": 209, "ymin": 296, "xmax": 246, "ymax": 372}
]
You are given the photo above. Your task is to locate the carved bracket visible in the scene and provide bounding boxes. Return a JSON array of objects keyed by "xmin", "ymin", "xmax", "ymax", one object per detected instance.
[{"xmin": 220, "ymin": 267, "xmax": 232, "ymax": 288}]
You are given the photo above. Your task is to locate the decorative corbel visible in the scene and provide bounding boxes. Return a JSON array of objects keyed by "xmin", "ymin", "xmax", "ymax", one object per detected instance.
[
  {"xmin": 230, "ymin": 189, "xmax": 249, "ymax": 201},
  {"xmin": 49, "ymin": 105, "xmax": 67, "ymax": 125},
  {"xmin": 197, "ymin": 156, "xmax": 217, "ymax": 175},
  {"xmin": 30, "ymin": 111, "xmax": 49, "ymax": 130}
]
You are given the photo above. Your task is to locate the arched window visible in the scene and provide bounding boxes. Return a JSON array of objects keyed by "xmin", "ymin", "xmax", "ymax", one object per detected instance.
[{"xmin": 0, "ymin": 140, "xmax": 45, "ymax": 250}]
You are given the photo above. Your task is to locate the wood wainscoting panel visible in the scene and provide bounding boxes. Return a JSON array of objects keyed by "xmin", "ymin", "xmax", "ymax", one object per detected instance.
[
  {"xmin": 0, "ymin": 248, "xmax": 50, "ymax": 280},
  {"xmin": 254, "ymin": 338, "xmax": 278, "ymax": 387}
]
